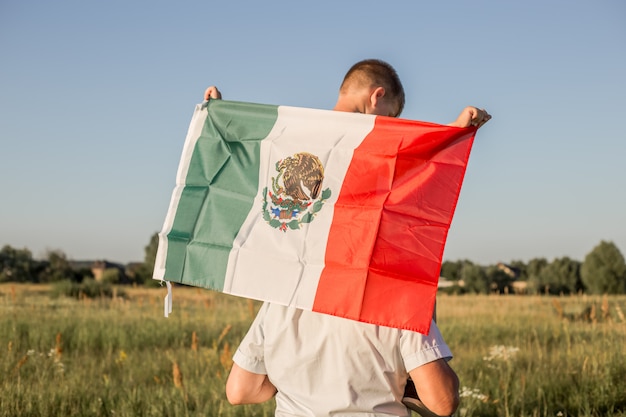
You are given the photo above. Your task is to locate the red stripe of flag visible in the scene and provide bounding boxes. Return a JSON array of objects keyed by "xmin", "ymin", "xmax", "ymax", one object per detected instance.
[{"xmin": 313, "ymin": 116, "xmax": 475, "ymax": 333}]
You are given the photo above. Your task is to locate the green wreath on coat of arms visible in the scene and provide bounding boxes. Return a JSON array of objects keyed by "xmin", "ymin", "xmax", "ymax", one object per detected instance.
[{"xmin": 262, "ymin": 152, "xmax": 331, "ymax": 232}]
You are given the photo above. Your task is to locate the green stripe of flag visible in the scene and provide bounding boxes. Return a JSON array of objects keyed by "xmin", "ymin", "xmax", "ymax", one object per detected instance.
[{"xmin": 164, "ymin": 100, "xmax": 278, "ymax": 289}]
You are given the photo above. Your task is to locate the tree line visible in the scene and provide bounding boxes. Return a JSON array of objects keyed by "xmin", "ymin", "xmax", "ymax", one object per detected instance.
[
  {"xmin": 0, "ymin": 233, "xmax": 159, "ymax": 286},
  {"xmin": 440, "ymin": 240, "xmax": 626, "ymax": 295},
  {"xmin": 1, "ymin": 236, "xmax": 625, "ymax": 295}
]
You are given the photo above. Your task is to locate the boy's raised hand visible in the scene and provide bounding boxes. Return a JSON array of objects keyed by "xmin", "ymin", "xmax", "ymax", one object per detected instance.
[
  {"xmin": 448, "ymin": 106, "xmax": 491, "ymax": 128},
  {"xmin": 204, "ymin": 86, "xmax": 222, "ymax": 101}
]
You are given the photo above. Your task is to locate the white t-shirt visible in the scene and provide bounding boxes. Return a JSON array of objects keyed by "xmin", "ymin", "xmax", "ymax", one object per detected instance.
[{"xmin": 233, "ymin": 302, "xmax": 452, "ymax": 417}]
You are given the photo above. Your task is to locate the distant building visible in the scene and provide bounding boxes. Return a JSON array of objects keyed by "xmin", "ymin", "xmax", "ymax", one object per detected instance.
[
  {"xmin": 437, "ymin": 277, "xmax": 457, "ymax": 289},
  {"xmin": 68, "ymin": 260, "xmax": 94, "ymax": 272},
  {"xmin": 511, "ymin": 280, "xmax": 528, "ymax": 294},
  {"xmin": 91, "ymin": 260, "xmax": 129, "ymax": 283},
  {"xmin": 496, "ymin": 262, "xmax": 521, "ymax": 279},
  {"xmin": 496, "ymin": 262, "xmax": 528, "ymax": 294}
]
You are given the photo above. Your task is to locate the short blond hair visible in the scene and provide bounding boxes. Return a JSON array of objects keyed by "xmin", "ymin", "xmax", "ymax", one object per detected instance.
[{"xmin": 340, "ymin": 59, "xmax": 405, "ymax": 117}]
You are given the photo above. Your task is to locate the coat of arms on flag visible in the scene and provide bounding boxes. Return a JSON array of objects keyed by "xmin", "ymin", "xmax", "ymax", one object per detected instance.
[
  {"xmin": 154, "ymin": 99, "xmax": 478, "ymax": 334},
  {"xmin": 263, "ymin": 152, "xmax": 331, "ymax": 232}
]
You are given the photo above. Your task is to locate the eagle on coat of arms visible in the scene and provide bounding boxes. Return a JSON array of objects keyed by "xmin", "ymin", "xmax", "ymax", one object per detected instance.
[{"xmin": 262, "ymin": 152, "xmax": 332, "ymax": 231}]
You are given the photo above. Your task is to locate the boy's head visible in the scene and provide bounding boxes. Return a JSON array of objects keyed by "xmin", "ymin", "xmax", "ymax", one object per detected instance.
[{"xmin": 334, "ymin": 59, "xmax": 405, "ymax": 118}]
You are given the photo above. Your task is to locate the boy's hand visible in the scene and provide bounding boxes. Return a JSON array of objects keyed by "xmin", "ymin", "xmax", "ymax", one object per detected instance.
[
  {"xmin": 448, "ymin": 106, "xmax": 491, "ymax": 128},
  {"xmin": 204, "ymin": 86, "xmax": 222, "ymax": 101}
]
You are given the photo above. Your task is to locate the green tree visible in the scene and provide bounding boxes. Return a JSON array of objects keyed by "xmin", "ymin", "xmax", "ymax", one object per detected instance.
[
  {"xmin": 440, "ymin": 259, "xmax": 472, "ymax": 282},
  {"xmin": 537, "ymin": 257, "xmax": 582, "ymax": 295},
  {"xmin": 133, "ymin": 232, "xmax": 160, "ymax": 285},
  {"xmin": 144, "ymin": 232, "xmax": 159, "ymax": 273},
  {"xmin": 101, "ymin": 268, "xmax": 121, "ymax": 284},
  {"xmin": 581, "ymin": 241, "xmax": 626, "ymax": 294},
  {"xmin": 39, "ymin": 250, "xmax": 75, "ymax": 282},
  {"xmin": 0, "ymin": 245, "xmax": 36, "ymax": 282},
  {"xmin": 526, "ymin": 257, "xmax": 549, "ymax": 294},
  {"xmin": 461, "ymin": 263, "xmax": 488, "ymax": 294}
]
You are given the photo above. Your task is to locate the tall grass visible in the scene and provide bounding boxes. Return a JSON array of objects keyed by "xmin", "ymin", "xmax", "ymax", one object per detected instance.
[
  {"xmin": 1, "ymin": 284, "xmax": 625, "ymax": 416},
  {"xmin": 1, "ymin": 284, "xmax": 273, "ymax": 417},
  {"xmin": 437, "ymin": 294, "xmax": 626, "ymax": 417}
]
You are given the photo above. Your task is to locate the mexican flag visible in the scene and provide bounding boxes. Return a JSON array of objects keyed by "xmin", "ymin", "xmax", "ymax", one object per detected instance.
[{"xmin": 154, "ymin": 99, "xmax": 477, "ymax": 334}]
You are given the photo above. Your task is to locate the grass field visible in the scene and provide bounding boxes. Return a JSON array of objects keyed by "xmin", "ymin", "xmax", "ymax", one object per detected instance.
[{"xmin": 1, "ymin": 284, "xmax": 625, "ymax": 417}]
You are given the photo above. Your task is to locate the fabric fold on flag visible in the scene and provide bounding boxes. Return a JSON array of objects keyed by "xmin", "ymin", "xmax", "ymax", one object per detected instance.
[{"xmin": 154, "ymin": 99, "xmax": 477, "ymax": 334}]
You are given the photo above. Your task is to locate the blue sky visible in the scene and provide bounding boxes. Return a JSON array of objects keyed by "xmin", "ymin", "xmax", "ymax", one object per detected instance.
[{"xmin": 1, "ymin": 0, "xmax": 625, "ymax": 265}]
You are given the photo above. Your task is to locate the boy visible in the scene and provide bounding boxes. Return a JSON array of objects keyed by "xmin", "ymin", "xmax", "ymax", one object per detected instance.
[{"xmin": 203, "ymin": 59, "xmax": 490, "ymax": 417}]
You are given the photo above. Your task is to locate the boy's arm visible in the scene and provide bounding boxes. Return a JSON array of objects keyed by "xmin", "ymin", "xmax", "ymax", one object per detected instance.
[
  {"xmin": 448, "ymin": 106, "xmax": 491, "ymax": 128},
  {"xmin": 408, "ymin": 359, "xmax": 460, "ymax": 417},
  {"xmin": 225, "ymin": 363, "xmax": 277, "ymax": 405}
]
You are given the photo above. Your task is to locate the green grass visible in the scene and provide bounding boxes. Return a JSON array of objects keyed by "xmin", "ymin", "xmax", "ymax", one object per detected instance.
[
  {"xmin": 438, "ymin": 294, "xmax": 626, "ymax": 417},
  {"xmin": 1, "ymin": 284, "xmax": 625, "ymax": 416}
]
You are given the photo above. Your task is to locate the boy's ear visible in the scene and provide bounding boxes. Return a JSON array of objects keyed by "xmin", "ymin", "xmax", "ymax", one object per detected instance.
[
  {"xmin": 370, "ymin": 86, "xmax": 386, "ymax": 106},
  {"xmin": 369, "ymin": 86, "xmax": 387, "ymax": 112}
]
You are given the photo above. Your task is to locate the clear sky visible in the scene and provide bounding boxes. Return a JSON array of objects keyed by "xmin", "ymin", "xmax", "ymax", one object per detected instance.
[{"xmin": 1, "ymin": 0, "xmax": 625, "ymax": 265}]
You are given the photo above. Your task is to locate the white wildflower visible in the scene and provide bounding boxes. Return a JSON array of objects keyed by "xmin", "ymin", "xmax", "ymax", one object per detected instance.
[
  {"xmin": 459, "ymin": 386, "xmax": 487, "ymax": 401},
  {"xmin": 483, "ymin": 345, "xmax": 520, "ymax": 362},
  {"xmin": 54, "ymin": 360, "xmax": 65, "ymax": 374}
]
